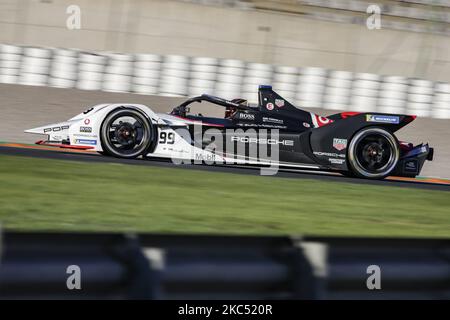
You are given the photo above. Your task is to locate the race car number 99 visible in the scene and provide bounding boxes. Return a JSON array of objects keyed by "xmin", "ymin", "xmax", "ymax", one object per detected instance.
[{"xmin": 159, "ymin": 131, "xmax": 175, "ymax": 144}]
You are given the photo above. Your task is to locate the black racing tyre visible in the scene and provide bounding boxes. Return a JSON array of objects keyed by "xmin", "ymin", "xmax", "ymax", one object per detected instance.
[
  {"xmin": 100, "ymin": 108, "xmax": 154, "ymax": 159},
  {"xmin": 347, "ymin": 127, "xmax": 400, "ymax": 179}
]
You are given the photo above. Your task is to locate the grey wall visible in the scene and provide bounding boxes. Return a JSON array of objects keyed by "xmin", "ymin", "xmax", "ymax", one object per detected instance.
[{"xmin": 0, "ymin": 0, "xmax": 449, "ymax": 82}]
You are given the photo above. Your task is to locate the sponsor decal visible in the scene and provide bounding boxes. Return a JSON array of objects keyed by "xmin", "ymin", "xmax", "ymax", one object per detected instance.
[
  {"xmin": 404, "ymin": 159, "xmax": 418, "ymax": 173},
  {"xmin": 238, "ymin": 113, "xmax": 255, "ymax": 121},
  {"xmin": 366, "ymin": 114, "xmax": 400, "ymax": 124},
  {"xmin": 266, "ymin": 103, "xmax": 274, "ymax": 111},
  {"xmin": 195, "ymin": 153, "xmax": 216, "ymax": 162},
  {"xmin": 303, "ymin": 122, "xmax": 311, "ymax": 128},
  {"xmin": 80, "ymin": 126, "xmax": 92, "ymax": 133},
  {"xmin": 74, "ymin": 134, "xmax": 98, "ymax": 138},
  {"xmin": 44, "ymin": 125, "xmax": 69, "ymax": 133},
  {"xmin": 236, "ymin": 123, "xmax": 257, "ymax": 128},
  {"xmin": 75, "ymin": 139, "xmax": 97, "ymax": 145},
  {"xmin": 237, "ymin": 123, "xmax": 287, "ymax": 129},
  {"xmin": 310, "ymin": 113, "xmax": 333, "ymax": 128},
  {"xmin": 231, "ymin": 136, "xmax": 294, "ymax": 146},
  {"xmin": 333, "ymin": 138, "xmax": 347, "ymax": 151},
  {"xmin": 313, "ymin": 151, "xmax": 346, "ymax": 158},
  {"xmin": 164, "ymin": 147, "xmax": 189, "ymax": 154},
  {"xmin": 260, "ymin": 124, "xmax": 287, "ymax": 129},
  {"xmin": 262, "ymin": 117, "xmax": 283, "ymax": 125},
  {"xmin": 329, "ymin": 158, "xmax": 345, "ymax": 164},
  {"xmin": 317, "ymin": 116, "xmax": 331, "ymax": 126},
  {"xmin": 275, "ymin": 99, "xmax": 285, "ymax": 108},
  {"xmin": 84, "ymin": 119, "xmax": 91, "ymax": 125}
]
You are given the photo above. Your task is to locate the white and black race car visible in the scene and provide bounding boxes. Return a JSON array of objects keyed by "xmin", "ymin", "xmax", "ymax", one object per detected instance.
[{"xmin": 25, "ymin": 85, "xmax": 433, "ymax": 179}]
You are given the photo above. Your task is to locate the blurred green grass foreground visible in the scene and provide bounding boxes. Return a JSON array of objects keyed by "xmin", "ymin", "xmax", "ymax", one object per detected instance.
[{"xmin": 0, "ymin": 155, "xmax": 449, "ymax": 237}]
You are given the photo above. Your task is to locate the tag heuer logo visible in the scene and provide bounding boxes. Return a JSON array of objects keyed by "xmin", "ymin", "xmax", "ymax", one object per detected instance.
[
  {"xmin": 275, "ymin": 99, "xmax": 285, "ymax": 108},
  {"xmin": 333, "ymin": 138, "xmax": 347, "ymax": 151}
]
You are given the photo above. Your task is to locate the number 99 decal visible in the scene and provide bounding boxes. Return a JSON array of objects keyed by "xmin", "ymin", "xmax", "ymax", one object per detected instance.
[{"xmin": 159, "ymin": 131, "xmax": 175, "ymax": 144}]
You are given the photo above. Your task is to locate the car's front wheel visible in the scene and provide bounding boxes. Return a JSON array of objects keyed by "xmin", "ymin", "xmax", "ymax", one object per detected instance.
[
  {"xmin": 347, "ymin": 127, "xmax": 400, "ymax": 179},
  {"xmin": 100, "ymin": 108, "xmax": 154, "ymax": 159}
]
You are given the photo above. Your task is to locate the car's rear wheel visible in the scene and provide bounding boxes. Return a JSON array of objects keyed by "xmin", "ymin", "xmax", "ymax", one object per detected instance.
[
  {"xmin": 348, "ymin": 127, "xmax": 399, "ymax": 179},
  {"xmin": 100, "ymin": 108, "xmax": 153, "ymax": 159}
]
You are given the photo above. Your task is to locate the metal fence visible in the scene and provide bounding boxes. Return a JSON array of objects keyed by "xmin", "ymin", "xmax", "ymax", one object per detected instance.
[
  {"xmin": 1, "ymin": 231, "xmax": 449, "ymax": 299},
  {"xmin": 1, "ymin": 43, "xmax": 449, "ymax": 119}
]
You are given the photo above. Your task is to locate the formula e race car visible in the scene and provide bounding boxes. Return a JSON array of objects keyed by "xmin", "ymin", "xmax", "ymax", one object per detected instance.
[{"xmin": 25, "ymin": 85, "xmax": 433, "ymax": 179}]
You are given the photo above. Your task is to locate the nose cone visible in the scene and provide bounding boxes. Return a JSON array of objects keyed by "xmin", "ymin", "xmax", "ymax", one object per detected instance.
[
  {"xmin": 24, "ymin": 126, "xmax": 48, "ymax": 134},
  {"xmin": 24, "ymin": 121, "xmax": 72, "ymax": 134}
]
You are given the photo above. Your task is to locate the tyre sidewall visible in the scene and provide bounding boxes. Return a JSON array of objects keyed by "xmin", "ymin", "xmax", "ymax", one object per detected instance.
[
  {"xmin": 347, "ymin": 127, "xmax": 399, "ymax": 179},
  {"xmin": 100, "ymin": 108, "xmax": 153, "ymax": 158}
]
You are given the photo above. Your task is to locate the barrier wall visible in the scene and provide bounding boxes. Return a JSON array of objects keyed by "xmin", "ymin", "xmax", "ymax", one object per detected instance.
[
  {"xmin": 1, "ymin": 0, "xmax": 449, "ymax": 82},
  {"xmin": 1, "ymin": 44, "xmax": 449, "ymax": 119}
]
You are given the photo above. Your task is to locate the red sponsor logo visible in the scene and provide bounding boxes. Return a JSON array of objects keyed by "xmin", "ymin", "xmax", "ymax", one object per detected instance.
[{"xmin": 311, "ymin": 114, "xmax": 333, "ymax": 127}]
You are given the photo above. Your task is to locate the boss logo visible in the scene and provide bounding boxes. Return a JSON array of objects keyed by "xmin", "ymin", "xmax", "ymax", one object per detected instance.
[
  {"xmin": 238, "ymin": 113, "xmax": 255, "ymax": 121},
  {"xmin": 80, "ymin": 126, "xmax": 92, "ymax": 133}
]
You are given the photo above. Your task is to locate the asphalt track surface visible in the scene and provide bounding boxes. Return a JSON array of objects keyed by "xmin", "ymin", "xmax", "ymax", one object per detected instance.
[{"xmin": 1, "ymin": 144, "xmax": 449, "ymax": 192}]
